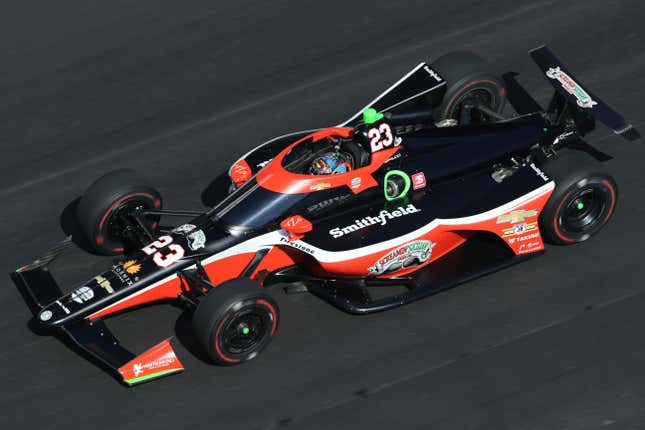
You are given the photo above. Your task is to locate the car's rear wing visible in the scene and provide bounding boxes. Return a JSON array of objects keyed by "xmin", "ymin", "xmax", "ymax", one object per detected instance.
[
  {"xmin": 530, "ymin": 45, "xmax": 640, "ymax": 141},
  {"xmin": 12, "ymin": 238, "xmax": 184, "ymax": 386}
]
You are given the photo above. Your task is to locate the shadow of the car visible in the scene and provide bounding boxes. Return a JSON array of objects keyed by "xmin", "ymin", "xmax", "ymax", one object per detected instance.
[
  {"xmin": 59, "ymin": 197, "xmax": 101, "ymax": 255},
  {"xmin": 173, "ymin": 310, "xmax": 212, "ymax": 365}
]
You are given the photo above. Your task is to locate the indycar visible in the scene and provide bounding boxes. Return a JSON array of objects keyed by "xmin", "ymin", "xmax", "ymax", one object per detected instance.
[{"xmin": 13, "ymin": 46, "xmax": 640, "ymax": 386}]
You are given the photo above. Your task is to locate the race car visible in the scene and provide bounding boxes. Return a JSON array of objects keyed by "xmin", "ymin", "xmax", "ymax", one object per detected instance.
[{"xmin": 13, "ymin": 45, "xmax": 639, "ymax": 386}]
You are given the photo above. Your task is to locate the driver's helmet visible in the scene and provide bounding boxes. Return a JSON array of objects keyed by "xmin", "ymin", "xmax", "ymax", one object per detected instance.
[{"xmin": 309, "ymin": 153, "xmax": 350, "ymax": 175}]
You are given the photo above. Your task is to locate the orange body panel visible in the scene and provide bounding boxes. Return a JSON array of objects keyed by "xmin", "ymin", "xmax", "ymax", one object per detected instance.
[
  {"xmin": 202, "ymin": 252, "xmax": 256, "ymax": 285},
  {"xmin": 250, "ymin": 246, "xmax": 300, "ymax": 281},
  {"xmin": 89, "ymin": 277, "xmax": 183, "ymax": 320}
]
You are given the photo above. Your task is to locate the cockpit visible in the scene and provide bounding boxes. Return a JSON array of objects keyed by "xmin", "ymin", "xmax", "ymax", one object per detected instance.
[{"xmin": 281, "ymin": 131, "xmax": 370, "ymax": 176}]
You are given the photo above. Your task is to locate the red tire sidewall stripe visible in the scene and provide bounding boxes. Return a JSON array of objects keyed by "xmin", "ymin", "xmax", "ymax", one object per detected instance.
[
  {"xmin": 96, "ymin": 192, "xmax": 155, "ymax": 248},
  {"xmin": 443, "ymin": 79, "xmax": 502, "ymax": 118},
  {"xmin": 553, "ymin": 191, "xmax": 576, "ymax": 243},
  {"xmin": 98, "ymin": 192, "xmax": 155, "ymax": 231},
  {"xmin": 601, "ymin": 180, "xmax": 616, "ymax": 222},
  {"xmin": 256, "ymin": 299, "xmax": 278, "ymax": 337}
]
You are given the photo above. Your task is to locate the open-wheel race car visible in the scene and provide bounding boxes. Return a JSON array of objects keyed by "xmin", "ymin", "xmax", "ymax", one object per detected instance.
[{"xmin": 13, "ymin": 46, "xmax": 639, "ymax": 385}]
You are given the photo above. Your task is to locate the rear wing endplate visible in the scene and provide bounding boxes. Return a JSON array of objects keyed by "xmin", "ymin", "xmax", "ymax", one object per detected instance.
[{"xmin": 530, "ymin": 45, "xmax": 640, "ymax": 141}]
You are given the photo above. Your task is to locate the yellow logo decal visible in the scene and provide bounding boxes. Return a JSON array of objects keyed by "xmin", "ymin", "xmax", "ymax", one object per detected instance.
[
  {"xmin": 310, "ymin": 182, "xmax": 332, "ymax": 191},
  {"xmin": 497, "ymin": 209, "xmax": 538, "ymax": 224},
  {"xmin": 123, "ymin": 260, "xmax": 142, "ymax": 275},
  {"xmin": 95, "ymin": 275, "xmax": 114, "ymax": 293}
]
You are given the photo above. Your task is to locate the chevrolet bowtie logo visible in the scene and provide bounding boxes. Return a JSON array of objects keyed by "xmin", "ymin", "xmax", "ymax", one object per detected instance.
[{"xmin": 497, "ymin": 209, "xmax": 538, "ymax": 224}]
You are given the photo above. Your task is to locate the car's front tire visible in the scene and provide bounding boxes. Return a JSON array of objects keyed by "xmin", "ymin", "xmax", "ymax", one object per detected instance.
[{"xmin": 192, "ymin": 278, "xmax": 280, "ymax": 365}]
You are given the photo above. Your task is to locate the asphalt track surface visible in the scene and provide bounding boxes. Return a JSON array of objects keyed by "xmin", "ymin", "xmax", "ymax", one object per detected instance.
[{"xmin": 1, "ymin": 1, "xmax": 645, "ymax": 429}]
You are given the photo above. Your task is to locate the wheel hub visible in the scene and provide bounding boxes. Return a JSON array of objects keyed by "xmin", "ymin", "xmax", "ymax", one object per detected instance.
[
  {"xmin": 222, "ymin": 308, "xmax": 270, "ymax": 355},
  {"xmin": 561, "ymin": 187, "xmax": 605, "ymax": 233}
]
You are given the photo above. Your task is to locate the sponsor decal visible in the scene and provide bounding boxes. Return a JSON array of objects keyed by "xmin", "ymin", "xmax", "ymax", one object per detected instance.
[
  {"xmin": 310, "ymin": 182, "xmax": 332, "ymax": 191},
  {"xmin": 123, "ymin": 260, "xmax": 142, "ymax": 275},
  {"xmin": 497, "ymin": 209, "xmax": 538, "ymax": 224},
  {"xmin": 368, "ymin": 240, "xmax": 435, "ymax": 275},
  {"xmin": 39, "ymin": 310, "xmax": 52, "ymax": 321},
  {"xmin": 95, "ymin": 275, "xmax": 114, "ymax": 294},
  {"xmin": 546, "ymin": 66, "xmax": 597, "ymax": 108},
  {"xmin": 71, "ymin": 286, "xmax": 94, "ymax": 304},
  {"xmin": 187, "ymin": 230, "xmax": 206, "ymax": 251},
  {"xmin": 329, "ymin": 204, "xmax": 421, "ymax": 238},
  {"xmin": 516, "ymin": 232, "xmax": 540, "ymax": 242},
  {"xmin": 351, "ymin": 177, "xmax": 362, "ymax": 189},
  {"xmin": 553, "ymin": 130, "xmax": 575, "ymax": 145},
  {"xmin": 529, "ymin": 163, "xmax": 549, "ymax": 182},
  {"xmin": 257, "ymin": 159, "xmax": 272, "ymax": 169},
  {"xmin": 173, "ymin": 223, "xmax": 205, "ymax": 251},
  {"xmin": 119, "ymin": 339, "xmax": 184, "ymax": 385},
  {"xmin": 306, "ymin": 195, "xmax": 351, "ymax": 213},
  {"xmin": 501, "ymin": 221, "xmax": 538, "ymax": 237},
  {"xmin": 412, "ymin": 172, "xmax": 427, "ymax": 190},
  {"xmin": 279, "ymin": 236, "xmax": 315, "ymax": 255},
  {"xmin": 133, "ymin": 356, "xmax": 176, "ymax": 377},
  {"xmin": 508, "ymin": 232, "xmax": 540, "ymax": 244},
  {"xmin": 423, "ymin": 65, "xmax": 443, "ymax": 82},
  {"xmin": 518, "ymin": 241, "xmax": 542, "ymax": 254},
  {"xmin": 385, "ymin": 152, "xmax": 402, "ymax": 164},
  {"xmin": 112, "ymin": 264, "xmax": 135, "ymax": 286},
  {"xmin": 56, "ymin": 300, "xmax": 70, "ymax": 314},
  {"xmin": 172, "ymin": 224, "xmax": 196, "ymax": 234}
]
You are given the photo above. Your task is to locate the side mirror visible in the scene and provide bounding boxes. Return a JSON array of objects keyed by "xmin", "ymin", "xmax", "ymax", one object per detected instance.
[
  {"xmin": 280, "ymin": 215, "xmax": 313, "ymax": 241},
  {"xmin": 230, "ymin": 159, "xmax": 252, "ymax": 188}
]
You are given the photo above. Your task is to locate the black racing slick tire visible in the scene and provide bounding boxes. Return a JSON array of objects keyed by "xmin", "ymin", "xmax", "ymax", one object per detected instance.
[
  {"xmin": 192, "ymin": 278, "xmax": 279, "ymax": 365},
  {"xmin": 76, "ymin": 169, "xmax": 162, "ymax": 255},
  {"xmin": 430, "ymin": 51, "xmax": 506, "ymax": 124},
  {"xmin": 539, "ymin": 151, "xmax": 618, "ymax": 245}
]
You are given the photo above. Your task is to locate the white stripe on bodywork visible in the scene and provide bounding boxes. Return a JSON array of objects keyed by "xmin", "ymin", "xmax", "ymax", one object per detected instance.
[
  {"xmin": 376, "ymin": 81, "xmax": 446, "ymax": 115},
  {"xmin": 201, "ymin": 181, "xmax": 555, "ymax": 266},
  {"xmin": 339, "ymin": 62, "xmax": 427, "ymax": 126}
]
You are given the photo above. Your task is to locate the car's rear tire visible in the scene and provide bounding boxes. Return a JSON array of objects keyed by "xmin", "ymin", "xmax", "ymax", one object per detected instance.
[
  {"xmin": 192, "ymin": 278, "xmax": 279, "ymax": 365},
  {"xmin": 430, "ymin": 51, "xmax": 506, "ymax": 124},
  {"xmin": 539, "ymin": 150, "xmax": 617, "ymax": 245},
  {"xmin": 76, "ymin": 169, "xmax": 162, "ymax": 255}
]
